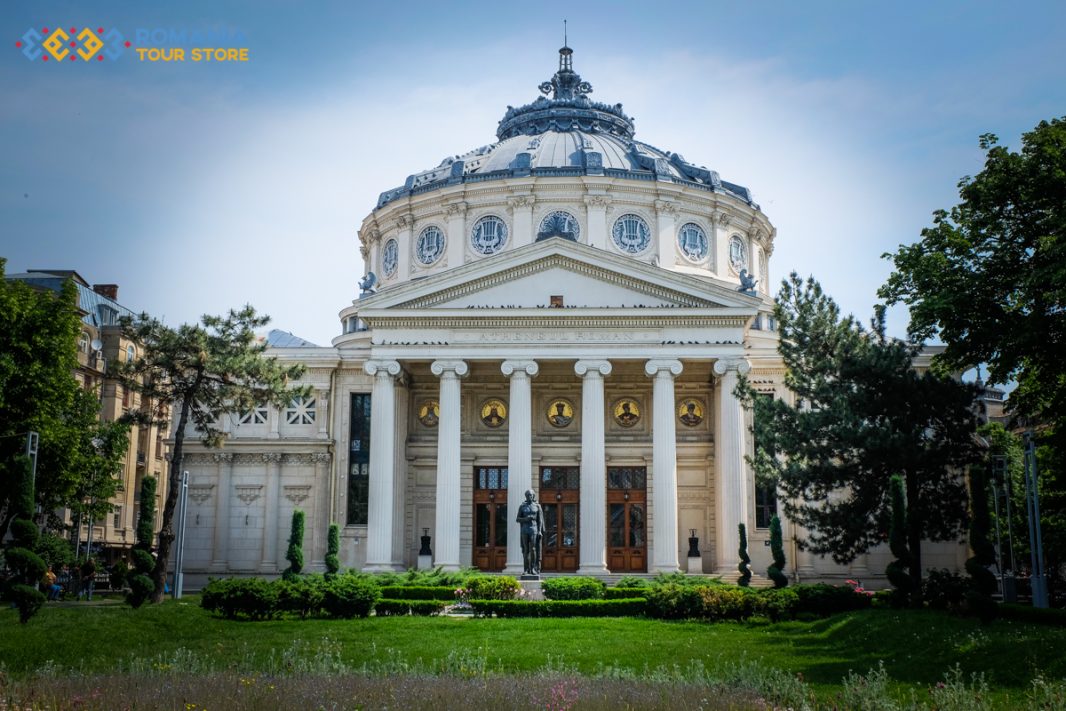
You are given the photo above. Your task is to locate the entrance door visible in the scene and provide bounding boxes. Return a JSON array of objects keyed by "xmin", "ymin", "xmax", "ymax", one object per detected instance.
[
  {"xmin": 473, "ymin": 466, "xmax": 508, "ymax": 571},
  {"xmin": 539, "ymin": 466, "xmax": 579, "ymax": 572},
  {"xmin": 607, "ymin": 467, "xmax": 647, "ymax": 572}
]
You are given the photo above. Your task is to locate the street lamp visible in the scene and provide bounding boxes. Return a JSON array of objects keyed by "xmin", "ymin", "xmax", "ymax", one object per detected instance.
[
  {"xmin": 172, "ymin": 470, "xmax": 190, "ymax": 599},
  {"xmin": 1022, "ymin": 432, "xmax": 1049, "ymax": 608},
  {"xmin": 83, "ymin": 436, "xmax": 104, "ymax": 561}
]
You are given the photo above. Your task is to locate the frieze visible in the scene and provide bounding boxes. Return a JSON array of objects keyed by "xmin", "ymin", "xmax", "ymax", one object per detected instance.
[
  {"xmin": 283, "ymin": 485, "xmax": 312, "ymax": 505},
  {"xmin": 261, "ymin": 452, "xmax": 283, "ymax": 464},
  {"xmin": 310, "ymin": 452, "xmax": 332, "ymax": 464},
  {"xmin": 506, "ymin": 195, "xmax": 536, "ymax": 209},
  {"xmin": 188, "ymin": 484, "xmax": 214, "ymax": 505},
  {"xmin": 235, "ymin": 485, "xmax": 263, "ymax": 505},
  {"xmin": 370, "ymin": 315, "xmax": 749, "ymax": 332},
  {"xmin": 282, "ymin": 453, "xmax": 317, "ymax": 466},
  {"xmin": 212, "ymin": 452, "xmax": 234, "ymax": 464},
  {"xmin": 180, "ymin": 453, "xmax": 215, "ymax": 465}
]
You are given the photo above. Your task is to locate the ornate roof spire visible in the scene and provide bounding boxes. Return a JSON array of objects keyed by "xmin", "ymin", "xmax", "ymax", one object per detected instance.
[{"xmin": 539, "ymin": 38, "xmax": 591, "ymax": 101}]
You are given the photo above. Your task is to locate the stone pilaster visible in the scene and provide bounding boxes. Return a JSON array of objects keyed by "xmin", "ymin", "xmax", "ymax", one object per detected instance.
[
  {"xmin": 654, "ymin": 200, "xmax": 679, "ymax": 268},
  {"xmin": 575, "ymin": 359, "xmax": 612, "ymax": 574},
  {"xmin": 584, "ymin": 195, "xmax": 611, "ymax": 249},
  {"xmin": 363, "ymin": 359, "xmax": 402, "ymax": 571},
  {"xmin": 508, "ymin": 195, "xmax": 536, "ymax": 248},
  {"xmin": 444, "ymin": 201, "xmax": 467, "ymax": 268},
  {"xmin": 431, "ymin": 359, "xmax": 468, "ymax": 571},
  {"xmin": 260, "ymin": 452, "xmax": 283, "ymax": 571},
  {"xmin": 395, "ymin": 213, "xmax": 414, "ymax": 283},
  {"xmin": 646, "ymin": 359, "xmax": 683, "ymax": 572},
  {"xmin": 211, "ymin": 452, "xmax": 233, "ymax": 570},
  {"xmin": 501, "ymin": 359, "xmax": 538, "ymax": 574},
  {"xmin": 713, "ymin": 357, "xmax": 751, "ymax": 575}
]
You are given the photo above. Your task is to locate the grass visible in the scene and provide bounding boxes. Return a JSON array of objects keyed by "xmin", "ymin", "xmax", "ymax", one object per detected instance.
[{"xmin": 2, "ymin": 599, "xmax": 1065, "ymax": 708}]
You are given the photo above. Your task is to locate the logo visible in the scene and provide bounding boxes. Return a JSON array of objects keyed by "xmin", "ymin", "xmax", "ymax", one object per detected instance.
[{"xmin": 17, "ymin": 26, "xmax": 129, "ymax": 62}]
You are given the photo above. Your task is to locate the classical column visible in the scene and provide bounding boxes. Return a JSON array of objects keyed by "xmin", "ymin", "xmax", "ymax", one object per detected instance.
[
  {"xmin": 431, "ymin": 359, "xmax": 468, "ymax": 570},
  {"xmin": 395, "ymin": 213, "xmax": 414, "ymax": 282},
  {"xmin": 502, "ymin": 360, "xmax": 538, "ymax": 574},
  {"xmin": 444, "ymin": 201, "xmax": 467, "ymax": 268},
  {"xmin": 260, "ymin": 452, "xmax": 283, "ymax": 570},
  {"xmin": 211, "ymin": 452, "xmax": 233, "ymax": 569},
  {"xmin": 654, "ymin": 200, "xmax": 678, "ymax": 268},
  {"xmin": 365, "ymin": 227, "xmax": 381, "ymax": 277},
  {"xmin": 508, "ymin": 195, "xmax": 536, "ymax": 248},
  {"xmin": 713, "ymin": 358, "xmax": 751, "ymax": 575},
  {"xmin": 583, "ymin": 195, "xmax": 611, "ymax": 249},
  {"xmin": 575, "ymin": 359, "xmax": 612, "ymax": 575},
  {"xmin": 646, "ymin": 359, "xmax": 683, "ymax": 573},
  {"xmin": 363, "ymin": 359, "xmax": 402, "ymax": 571}
]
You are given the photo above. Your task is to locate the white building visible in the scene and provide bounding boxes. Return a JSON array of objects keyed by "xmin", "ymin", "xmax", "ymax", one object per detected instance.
[{"xmin": 179, "ymin": 47, "xmax": 965, "ymax": 585}]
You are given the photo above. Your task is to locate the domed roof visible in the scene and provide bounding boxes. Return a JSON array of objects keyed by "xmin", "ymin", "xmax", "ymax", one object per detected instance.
[{"xmin": 376, "ymin": 47, "xmax": 756, "ymax": 210}]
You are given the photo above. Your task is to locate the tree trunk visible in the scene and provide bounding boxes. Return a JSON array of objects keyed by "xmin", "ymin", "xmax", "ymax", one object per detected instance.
[
  {"xmin": 151, "ymin": 389, "xmax": 195, "ymax": 603},
  {"xmin": 905, "ymin": 471, "xmax": 923, "ymax": 599}
]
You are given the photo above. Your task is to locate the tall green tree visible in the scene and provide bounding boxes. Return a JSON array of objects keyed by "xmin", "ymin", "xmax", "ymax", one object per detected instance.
[
  {"xmin": 117, "ymin": 306, "xmax": 307, "ymax": 603},
  {"xmin": 880, "ymin": 117, "xmax": 1066, "ymax": 453},
  {"xmin": 741, "ymin": 273, "xmax": 980, "ymax": 583}
]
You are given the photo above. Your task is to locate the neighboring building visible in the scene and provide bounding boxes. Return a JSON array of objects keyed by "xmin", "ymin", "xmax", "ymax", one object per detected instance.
[
  {"xmin": 177, "ymin": 47, "xmax": 965, "ymax": 585},
  {"xmin": 6, "ymin": 269, "xmax": 171, "ymax": 563}
]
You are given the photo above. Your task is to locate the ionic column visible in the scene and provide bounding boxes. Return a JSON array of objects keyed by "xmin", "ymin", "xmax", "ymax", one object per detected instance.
[
  {"xmin": 583, "ymin": 195, "xmax": 611, "ymax": 249},
  {"xmin": 395, "ymin": 213, "xmax": 414, "ymax": 283},
  {"xmin": 654, "ymin": 200, "xmax": 678, "ymax": 268},
  {"xmin": 260, "ymin": 452, "xmax": 283, "ymax": 570},
  {"xmin": 502, "ymin": 359, "xmax": 539, "ymax": 574},
  {"xmin": 431, "ymin": 359, "xmax": 468, "ymax": 571},
  {"xmin": 363, "ymin": 359, "xmax": 402, "ymax": 571},
  {"xmin": 444, "ymin": 201, "xmax": 467, "ymax": 268},
  {"xmin": 646, "ymin": 359, "xmax": 683, "ymax": 573},
  {"xmin": 508, "ymin": 195, "xmax": 536, "ymax": 248},
  {"xmin": 211, "ymin": 452, "xmax": 233, "ymax": 569},
  {"xmin": 713, "ymin": 358, "xmax": 751, "ymax": 574},
  {"xmin": 576, "ymin": 359, "xmax": 612, "ymax": 575}
]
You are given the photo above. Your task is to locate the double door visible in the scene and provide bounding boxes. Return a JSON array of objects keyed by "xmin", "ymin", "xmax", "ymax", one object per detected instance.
[
  {"xmin": 539, "ymin": 466, "xmax": 579, "ymax": 572},
  {"xmin": 473, "ymin": 467, "xmax": 507, "ymax": 571},
  {"xmin": 607, "ymin": 467, "xmax": 647, "ymax": 572}
]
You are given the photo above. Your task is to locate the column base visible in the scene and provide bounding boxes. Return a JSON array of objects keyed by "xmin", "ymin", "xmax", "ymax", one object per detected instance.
[
  {"xmin": 652, "ymin": 564, "xmax": 682, "ymax": 574},
  {"xmin": 362, "ymin": 563, "xmax": 405, "ymax": 573},
  {"xmin": 577, "ymin": 564, "xmax": 609, "ymax": 576}
]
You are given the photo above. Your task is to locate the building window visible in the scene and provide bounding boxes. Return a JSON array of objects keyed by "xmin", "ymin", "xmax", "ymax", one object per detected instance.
[
  {"xmin": 112, "ymin": 506, "xmax": 122, "ymax": 529},
  {"xmin": 611, "ymin": 214, "xmax": 651, "ymax": 254},
  {"xmin": 121, "ymin": 385, "xmax": 130, "ymax": 409},
  {"xmin": 286, "ymin": 396, "xmax": 316, "ymax": 425},
  {"xmin": 126, "ymin": 344, "xmax": 136, "ymax": 362},
  {"xmin": 381, "ymin": 238, "xmax": 399, "ymax": 277},
  {"xmin": 729, "ymin": 234, "xmax": 748, "ymax": 272},
  {"xmin": 678, "ymin": 222, "xmax": 709, "ymax": 262},
  {"xmin": 537, "ymin": 211, "xmax": 579, "ymax": 242},
  {"xmin": 238, "ymin": 406, "xmax": 269, "ymax": 425},
  {"xmin": 78, "ymin": 332, "xmax": 90, "ymax": 353},
  {"xmin": 755, "ymin": 483, "xmax": 778, "ymax": 529},
  {"xmin": 347, "ymin": 393, "xmax": 371, "ymax": 525},
  {"xmin": 470, "ymin": 215, "xmax": 508, "ymax": 255}
]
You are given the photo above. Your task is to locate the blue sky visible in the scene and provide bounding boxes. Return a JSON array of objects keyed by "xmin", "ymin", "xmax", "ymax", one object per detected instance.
[{"xmin": 2, "ymin": 1, "xmax": 1064, "ymax": 350}]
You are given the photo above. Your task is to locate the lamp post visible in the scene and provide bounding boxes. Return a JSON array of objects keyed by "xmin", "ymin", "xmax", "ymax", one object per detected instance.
[
  {"xmin": 1022, "ymin": 432, "xmax": 1048, "ymax": 608},
  {"xmin": 84, "ymin": 436, "xmax": 104, "ymax": 561},
  {"xmin": 172, "ymin": 470, "xmax": 190, "ymax": 599}
]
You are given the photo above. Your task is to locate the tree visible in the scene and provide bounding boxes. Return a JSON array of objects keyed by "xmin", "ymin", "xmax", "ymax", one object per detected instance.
[
  {"xmin": 737, "ymin": 523, "xmax": 752, "ymax": 587},
  {"xmin": 117, "ymin": 306, "xmax": 307, "ymax": 603},
  {"xmin": 767, "ymin": 516, "xmax": 788, "ymax": 588},
  {"xmin": 965, "ymin": 464, "xmax": 998, "ymax": 620},
  {"xmin": 127, "ymin": 475, "xmax": 156, "ymax": 608},
  {"xmin": 879, "ymin": 117, "xmax": 1066, "ymax": 454},
  {"xmin": 885, "ymin": 475, "xmax": 914, "ymax": 603},
  {"xmin": 325, "ymin": 523, "xmax": 340, "ymax": 577},
  {"xmin": 741, "ymin": 273, "xmax": 980, "ymax": 583},
  {"xmin": 284, "ymin": 509, "xmax": 305, "ymax": 580}
]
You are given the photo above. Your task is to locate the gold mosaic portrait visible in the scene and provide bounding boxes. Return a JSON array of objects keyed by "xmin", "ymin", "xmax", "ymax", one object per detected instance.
[
  {"xmin": 546, "ymin": 398, "xmax": 574, "ymax": 428},
  {"xmin": 417, "ymin": 400, "xmax": 440, "ymax": 427},
  {"xmin": 678, "ymin": 398, "xmax": 704, "ymax": 427},
  {"xmin": 612, "ymin": 398, "xmax": 641, "ymax": 428},
  {"xmin": 480, "ymin": 398, "xmax": 508, "ymax": 428}
]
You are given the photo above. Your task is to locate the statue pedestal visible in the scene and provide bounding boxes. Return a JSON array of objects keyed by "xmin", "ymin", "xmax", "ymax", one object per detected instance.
[
  {"xmin": 687, "ymin": 555, "xmax": 703, "ymax": 574},
  {"xmin": 520, "ymin": 573, "xmax": 540, "ymax": 581},
  {"xmin": 416, "ymin": 554, "xmax": 433, "ymax": 570}
]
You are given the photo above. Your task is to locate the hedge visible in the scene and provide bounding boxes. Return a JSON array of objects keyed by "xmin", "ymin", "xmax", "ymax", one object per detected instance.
[
  {"xmin": 461, "ymin": 575, "xmax": 521, "ymax": 600},
  {"xmin": 643, "ymin": 583, "xmax": 871, "ymax": 621},
  {"xmin": 604, "ymin": 587, "xmax": 648, "ymax": 600},
  {"xmin": 201, "ymin": 574, "xmax": 380, "ymax": 620},
  {"xmin": 201, "ymin": 577, "xmax": 279, "ymax": 620},
  {"xmin": 379, "ymin": 585, "xmax": 456, "ymax": 601},
  {"xmin": 376, "ymin": 599, "xmax": 449, "ymax": 616},
  {"xmin": 541, "ymin": 576, "xmax": 605, "ymax": 600},
  {"xmin": 470, "ymin": 598, "xmax": 647, "ymax": 618},
  {"xmin": 1000, "ymin": 604, "xmax": 1066, "ymax": 627}
]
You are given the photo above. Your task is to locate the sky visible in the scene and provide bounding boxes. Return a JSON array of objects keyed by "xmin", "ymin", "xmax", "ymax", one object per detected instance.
[{"xmin": 2, "ymin": 1, "xmax": 1064, "ymax": 349}]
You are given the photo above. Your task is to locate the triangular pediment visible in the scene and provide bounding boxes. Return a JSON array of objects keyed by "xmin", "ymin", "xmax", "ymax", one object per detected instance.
[{"xmin": 356, "ymin": 239, "xmax": 760, "ymax": 312}]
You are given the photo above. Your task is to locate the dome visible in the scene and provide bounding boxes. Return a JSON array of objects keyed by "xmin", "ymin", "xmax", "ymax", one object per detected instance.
[{"xmin": 376, "ymin": 47, "xmax": 756, "ymax": 210}]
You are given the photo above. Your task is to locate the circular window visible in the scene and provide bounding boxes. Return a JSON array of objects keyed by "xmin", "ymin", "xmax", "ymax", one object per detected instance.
[
  {"xmin": 416, "ymin": 226, "xmax": 446, "ymax": 265},
  {"xmin": 678, "ymin": 223, "xmax": 708, "ymax": 262},
  {"xmin": 611, "ymin": 214, "xmax": 651, "ymax": 254},
  {"xmin": 537, "ymin": 211, "xmax": 580, "ymax": 242},
  {"xmin": 729, "ymin": 235, "xmax": 748, "ymax": 273},
  {"xmin": 381, "ymin": 239, "xmax": 398, "ymax": 277},
  {"xmin": 470, "ymin": 215, "xmax": 508, "ymax": 255}
]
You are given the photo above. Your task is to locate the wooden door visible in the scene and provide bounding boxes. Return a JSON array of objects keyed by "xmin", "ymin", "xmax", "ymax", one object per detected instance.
[
  {"xmin": 539, "ymin": 466, "xmax": 579, "ymax": 572},
  {"xmin": 473, "ymin": 466, "xmax": 508, "ymax": 571},
  {"xmin": 607, "ymin": 467, "xmax": 647, "ymax": 572}
]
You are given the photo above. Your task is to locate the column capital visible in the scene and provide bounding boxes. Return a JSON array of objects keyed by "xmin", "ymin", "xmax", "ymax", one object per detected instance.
[
  {"xmin": 431, "ymin": 359, "xmax": 469, "ymax": 378},
  {"xmin": 645, "ymin": 359, "xmax": 683, "ymax": 378},
  {"xmin": 575, "ymin": 359, "xmax": 612, "ymax": 377},
  {"xmin": 364, "ymin": 359, "xmax": 402, "ymax": 377},
  {"xmin": 712, "ymin": 358, "xmax": 751, "ymax": 377},
  {"xmin": 501, "ymin": 359, "xmax": 539, "ymax": 378}
]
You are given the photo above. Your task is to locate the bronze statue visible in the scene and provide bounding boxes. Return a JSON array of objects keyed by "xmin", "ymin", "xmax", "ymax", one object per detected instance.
[{"xmin": 516, "ymin": 488, "xmax": 544, "ymax": 576}]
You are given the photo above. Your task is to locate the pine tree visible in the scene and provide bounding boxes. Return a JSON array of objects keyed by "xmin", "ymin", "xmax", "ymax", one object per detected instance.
[
  {"xmin": 737, "ymin": 523, "xmax": 752, "ymax": 587},
  {"xmin": 127, "ymin": 475, "xmax": 157, "ymax": 608},
  {"xmin": 767, "ymin": 516, "xmax": 788, "ymax": 588},
  {"xmin": 885, "ymin": 474, "xmax": 914, "ymax": 604},
  {"xmin": 325, "ymin": 522, "xmax": 340, "ymax": 577},
  {"xmin": 284, "ymin": 509, "xmax": 305, "ymax": 580}
]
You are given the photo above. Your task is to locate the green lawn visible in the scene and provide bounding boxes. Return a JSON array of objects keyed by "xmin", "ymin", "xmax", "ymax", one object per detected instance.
[{"xmin": 3, "ymin": 600, "xmax": 1064, "ymax": 706}]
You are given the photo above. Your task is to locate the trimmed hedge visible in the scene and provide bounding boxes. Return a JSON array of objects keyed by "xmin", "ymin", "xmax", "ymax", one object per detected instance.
[
  {"xmin": 470, "ymin": 598, "xmax": 646, "ymax": 618},
  {"xmin": 604, "ymin": 587, "xmax": 648, "ymax": 600},
  {"xmin": 201, "ymin": 577, "xmax": 279, "ymax": 620},
  {"xmin": 541, "ymin": 576, "xmax": 605, "ymax": 600},
  {"xmin": 1000, "ymin": 604, "xmax": 1066, "ymax": 627},
  {"xmin": 644, "ymin": 583, "xmax": 871, "ymax": 621},
  {"xmin": 376, "ymin": 599, "xmax": 448, "ymax": 616},
  {"xmin": 322, "ymin": 575, "xmax": 381, "ymax": 618},
  {"xmin": 379, "ymin": 585, "xmax": 456, "ymax": 601},
  {"xmin": 462, "ymin": 575, "xmax": 520, "ymax": 600},
  {"xmin": 201, "ymin": 574, "xmax": 380, "ymax": 620}
]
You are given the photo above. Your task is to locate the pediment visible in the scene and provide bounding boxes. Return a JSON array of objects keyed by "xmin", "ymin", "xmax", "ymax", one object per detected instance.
[{"xmin": 357, "ymin": 239, "xmax": 759, "ymax": 312}]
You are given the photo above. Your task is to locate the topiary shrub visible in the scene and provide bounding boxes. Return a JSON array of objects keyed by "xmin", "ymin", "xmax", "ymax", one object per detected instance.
[
  {"xmin": 464, "ymin": 575, "xmax": 520, "ymax": 601},
  {"xmin": 321, "ymin": 574, "xmax": 380, "ymax": 618},
  {"xmin": 885, "ymin": 474, "xmax": 914, "ymax": 606},
  {"xmin": 276, "ymin": 575, "xmax": 325, "ymax": 618},
  {"xmin": 34, "ymin": 531, "xmax": 74, "ymax": 571},
  {"xmin": 738, "ymin": 523, "xmax": 752, "ymax": 587},
  {"xmin": 109, "ymin": 559, "xmax": 129, "ymax": 591},
  {"xmin": 127, "ymin": 475, "xmax": 157, "ymax": 608},
  {"xmin": 767, "ymin": 515, "xmax": 788, "ymax": 588},
  {"xmin": 643, "ymin": 584, "xmax": 707, "ymax": 619},
  {"xmin": 325, "ymin": 523, "xmax": 340, "ymax": 577},
  {"xmin": 283, "ymin": 509, "xmax": 305, "ymax": 581},
  {"xmin": 9, "ymin": 584, "xmax": 46, "ymax": 624},
  {"xmin": 542, "ymin": 576, "xmax": 605, "ymax": 600}
]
